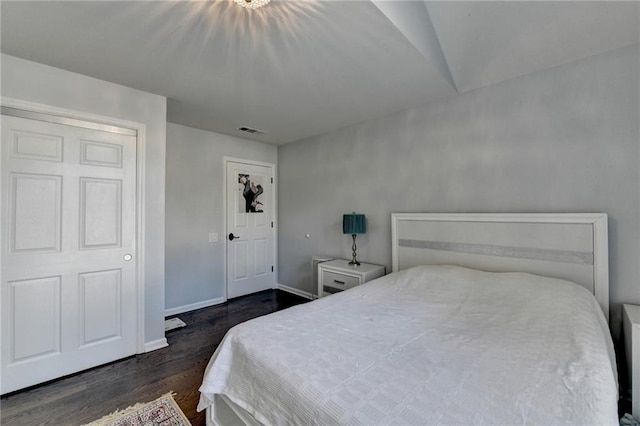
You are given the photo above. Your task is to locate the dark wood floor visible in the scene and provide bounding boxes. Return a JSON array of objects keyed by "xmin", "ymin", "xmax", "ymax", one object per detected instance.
[{"xmin": 0, "ymin": 289, "xmax": 309, "ymax": 426}]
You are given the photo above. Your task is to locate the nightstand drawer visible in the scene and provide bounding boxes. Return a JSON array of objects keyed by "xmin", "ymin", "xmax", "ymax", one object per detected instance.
[
  {"xmin": 317, "ymin": 259, "xmax": 385, "ymax": 298},
  {"xmin": 322, "ymin": 271, "xmax": 360, "ymax": 291}
]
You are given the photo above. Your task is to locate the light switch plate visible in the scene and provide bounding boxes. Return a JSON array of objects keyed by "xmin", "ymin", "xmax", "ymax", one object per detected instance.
[{"xmin": 209, "ymin": 232, "xmax": 219, "ymax": 243}]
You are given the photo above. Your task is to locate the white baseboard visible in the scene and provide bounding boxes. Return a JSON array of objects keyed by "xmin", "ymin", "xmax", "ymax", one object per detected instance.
[
  {"xmin": 165, "ymin": 297, "xmax": 226, "ymax": 317},
  {"xmin": 144, "ymin": 338, "xmax": 168, "ymax": 353},
  {"xmin": 276, "ymin": 283, "xmax": 314, "ymax": 300}
]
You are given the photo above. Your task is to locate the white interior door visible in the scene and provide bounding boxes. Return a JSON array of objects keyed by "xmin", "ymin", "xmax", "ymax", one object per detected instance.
[
  {"xmin": 226, "ymin": 161, "xmax": 275, "ymax": 299},
  {"xmin": 1, "ymin": 113, "xmax": 137, "ymax": 394}
]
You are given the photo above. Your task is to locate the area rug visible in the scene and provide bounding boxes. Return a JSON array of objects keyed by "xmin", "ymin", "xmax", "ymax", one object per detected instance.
[{"xmin": 83, "ymin": 392, "xmax": 191, "ymax": 426}]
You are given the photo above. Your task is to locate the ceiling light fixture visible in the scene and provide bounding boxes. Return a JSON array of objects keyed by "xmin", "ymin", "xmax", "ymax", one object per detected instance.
[{"xmin": 234, "ymin": 0, "xmax": 270, "ymax": 9}]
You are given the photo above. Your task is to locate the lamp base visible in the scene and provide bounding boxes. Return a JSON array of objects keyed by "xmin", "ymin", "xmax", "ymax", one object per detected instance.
[{"xmin": 349, "ymin": 234, "xmax": 360, "ymax": 266}]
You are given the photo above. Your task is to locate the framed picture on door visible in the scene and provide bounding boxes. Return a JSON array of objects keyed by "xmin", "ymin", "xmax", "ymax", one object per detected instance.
[{"xmin": 238, "ymin": 174, "xmax": 264, "ymax": 213}]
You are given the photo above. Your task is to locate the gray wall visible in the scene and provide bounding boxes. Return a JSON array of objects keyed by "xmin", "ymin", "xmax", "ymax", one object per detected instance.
[
  {"xmin": 165, "ymin": 123, "xmax": 277, "ymax": 312},
  {"xmin": 278, "ymin": 45, "xmax": 639, "ymax": 336},
  {"xmin": 2, "ymin": 54, "xmax": 168, "ymax": 347}
]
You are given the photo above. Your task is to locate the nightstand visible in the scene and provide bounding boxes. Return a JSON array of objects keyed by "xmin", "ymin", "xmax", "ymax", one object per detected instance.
[
  {"xmin": 318, "ymin": 259, "xmax": 385, "ymax": 298},
  {"xmin": 624, "ymin": 304, "xmax": 640, "ymax": 420}
]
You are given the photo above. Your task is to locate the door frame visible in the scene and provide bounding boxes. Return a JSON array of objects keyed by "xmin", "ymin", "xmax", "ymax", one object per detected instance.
[
  {"xmin": 223, "ymin": 157, "xmax": 277, "ymax": 301},
  {"xmin": 0, "ymin": 96, "xmax": 148, "ymax": 354}
]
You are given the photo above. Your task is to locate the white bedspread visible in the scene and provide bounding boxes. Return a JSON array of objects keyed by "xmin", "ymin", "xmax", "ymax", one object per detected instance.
[{"xmin": 198, "ymin": 265, "xmax": 618, "ymax": 425}]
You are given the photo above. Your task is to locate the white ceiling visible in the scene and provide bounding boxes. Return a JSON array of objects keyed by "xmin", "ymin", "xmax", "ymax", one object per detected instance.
[
  {"xmin": 1, "ymin": 1, "xmax": 638, "ymax": 145},
  {"xmin": 426, "ymin": 1, "xmax": 640, "ymax": 93}
]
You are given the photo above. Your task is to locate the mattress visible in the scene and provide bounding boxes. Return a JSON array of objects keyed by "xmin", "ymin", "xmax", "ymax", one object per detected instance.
[{"xmin": 198, "ymin": 265, "xmax": 618, "ymax": 425}]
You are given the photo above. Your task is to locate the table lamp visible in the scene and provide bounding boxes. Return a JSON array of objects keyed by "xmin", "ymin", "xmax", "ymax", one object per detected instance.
[{"xmin": 343, "ymin": 213, "xmax": 366, "ymax": 266}]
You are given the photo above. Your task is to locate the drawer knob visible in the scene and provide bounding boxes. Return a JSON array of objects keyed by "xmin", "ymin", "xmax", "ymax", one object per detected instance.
[{"xmin": 333, "ymin": 280, "xmax": 345, "ymax": 285}]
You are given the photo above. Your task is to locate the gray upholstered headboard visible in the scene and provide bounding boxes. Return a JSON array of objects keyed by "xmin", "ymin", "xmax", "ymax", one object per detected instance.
[{"xmin": 391, "ymin": 213, "xmax": 609, "ymax": 320}]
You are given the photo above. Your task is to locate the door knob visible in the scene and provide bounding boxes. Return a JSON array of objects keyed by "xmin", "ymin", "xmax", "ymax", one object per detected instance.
[
  {"xmin": 123, "ymin": 253, "xmax": 133, "ymax": 261},
  {"xmin": 228, "ymin": 233, "xmax": 240, "ymax": 241}
]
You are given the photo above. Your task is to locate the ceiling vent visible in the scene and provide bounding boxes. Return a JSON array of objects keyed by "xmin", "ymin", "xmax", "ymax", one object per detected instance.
[{"xmin": 238, "ymin": 126, "xmax": 267, "ymax": 135}]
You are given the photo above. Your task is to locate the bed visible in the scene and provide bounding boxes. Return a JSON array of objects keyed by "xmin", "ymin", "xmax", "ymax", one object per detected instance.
[{"xmin": 198, "ymin": 213, "xmax": 618, "ymax": 425}]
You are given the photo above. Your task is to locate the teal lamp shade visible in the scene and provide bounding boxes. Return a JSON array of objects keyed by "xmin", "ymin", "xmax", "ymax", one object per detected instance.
[{"xmin": 343, "ymin": 213, "xmax": 366, "ymax": 235}]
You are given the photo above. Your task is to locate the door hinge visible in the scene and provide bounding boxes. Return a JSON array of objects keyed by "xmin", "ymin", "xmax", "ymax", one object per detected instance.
[
  {"xmin": 271, "ymin": 177, "xmax": 273, "ymax": 184},
  {"xmin": 271, "ymin": 266, "xmax": 274, "ymax": 272},
  {"xmin": 271, "ymin": 221, "xmax": 274, "ymax": 228}
]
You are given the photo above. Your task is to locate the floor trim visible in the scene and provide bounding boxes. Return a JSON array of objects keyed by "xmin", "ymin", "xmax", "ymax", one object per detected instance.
[
  {"xmin": 276, "ymin": 284, "xmax": 314, "ymax": 300},
  {"xmin": 165, "ymin": 297, "xmax": 226, "ymax": 317},
  {"xmin": 144, "ymin": 338, "xmax": 168, "ymax": 353}
]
